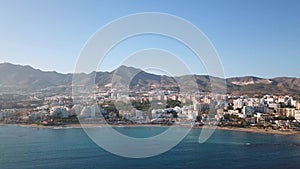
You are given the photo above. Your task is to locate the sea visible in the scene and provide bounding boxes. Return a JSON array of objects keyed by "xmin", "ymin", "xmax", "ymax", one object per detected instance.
[{"xmin": 1, "ymin": 126, "xmax": 300, "ymax": 169}]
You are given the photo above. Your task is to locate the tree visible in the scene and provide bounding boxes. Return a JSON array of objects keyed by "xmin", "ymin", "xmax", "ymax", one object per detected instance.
[{"xmin": 166, "ymin": 100, "xmax": 181, "ymax": 108}]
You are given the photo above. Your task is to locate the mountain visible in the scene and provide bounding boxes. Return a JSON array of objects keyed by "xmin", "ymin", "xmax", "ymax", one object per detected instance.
[
  {"xmin": 226, "ymin": 76, "xmax": 300, "ymax": 98},
  {"xmin": 0, "ymin": 63, "xmax": 72, "ymax": 94},
  {"xmin": 228, "ymin": 76, "xmax": 273, "ymax": 86},
  {"xmin": 0, "ymin": 63, "xmax": 300, "ymax": 98}
]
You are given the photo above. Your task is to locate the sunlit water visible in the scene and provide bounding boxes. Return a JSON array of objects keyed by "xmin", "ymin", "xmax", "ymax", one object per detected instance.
[{"xmin": 1, "ymin": 126, "xmax": 300, "ymax": 169}]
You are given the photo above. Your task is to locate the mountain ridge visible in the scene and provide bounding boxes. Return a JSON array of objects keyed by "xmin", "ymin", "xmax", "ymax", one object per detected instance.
[{"xmin": 0, "ymin": 62, "xmax": 299, "ymax": 97}]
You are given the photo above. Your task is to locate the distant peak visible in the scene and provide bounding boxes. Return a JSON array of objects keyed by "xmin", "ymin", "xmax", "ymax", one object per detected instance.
[{"xmin": 115, "ymin": 65, "xmax": 142, "ymax": 71}]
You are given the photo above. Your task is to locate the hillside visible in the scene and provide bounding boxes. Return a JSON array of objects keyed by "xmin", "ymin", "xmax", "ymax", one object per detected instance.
[{"xmin": 0, "ymin": 63, "xmax": 300, "ymax": 97}]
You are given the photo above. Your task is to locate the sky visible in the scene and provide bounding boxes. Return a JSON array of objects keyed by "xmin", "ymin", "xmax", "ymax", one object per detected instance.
[{"xmin": 0, "ymin": 0, "xmax": 299, "ymax": 78}]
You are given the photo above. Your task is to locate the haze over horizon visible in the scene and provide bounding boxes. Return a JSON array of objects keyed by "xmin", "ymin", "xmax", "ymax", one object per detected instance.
[{"xmin": 0, "ymin": 0, "xmax": 299, "ymax": 78}]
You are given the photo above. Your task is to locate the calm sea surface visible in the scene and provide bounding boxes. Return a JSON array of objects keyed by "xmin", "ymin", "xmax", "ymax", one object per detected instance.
[{"xmin": 1, "ymin": 126, "xmax": 300, "ymax": 169}]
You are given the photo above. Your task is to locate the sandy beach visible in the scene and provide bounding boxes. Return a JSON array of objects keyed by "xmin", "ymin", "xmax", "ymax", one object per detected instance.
[
  {"xmin": 215, "ymin": 126, "xmax": 300, "ymax": 135},
  {"xmin": 1, "ymin": 122, "xmax": 300, "ymax": 135}
]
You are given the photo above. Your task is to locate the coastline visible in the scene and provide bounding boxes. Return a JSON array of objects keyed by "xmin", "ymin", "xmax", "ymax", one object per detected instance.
[
  {"xmin": 1, "ymin": 122, "xmax": 299, "ymax": 136},
  {"xmin": 214, "ymin": 126, "xmax": 300, "ymax": 136}
]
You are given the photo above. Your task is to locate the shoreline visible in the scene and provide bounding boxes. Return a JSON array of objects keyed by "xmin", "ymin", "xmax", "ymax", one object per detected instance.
[
  {"xmin": 214, "ymin": 126, "xmax": 300, "ymax": 136},
  {"xmin": 1, "ymin": 122, "xmax": 300, "ymax": 136}
]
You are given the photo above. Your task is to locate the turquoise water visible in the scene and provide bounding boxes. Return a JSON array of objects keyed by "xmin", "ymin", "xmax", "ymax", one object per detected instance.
[{"xmin": 1, "ymin": 126, "xmax": 300, "ymax": 169}]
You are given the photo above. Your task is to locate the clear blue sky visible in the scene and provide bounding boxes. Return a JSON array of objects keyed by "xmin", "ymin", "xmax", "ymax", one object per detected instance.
[{"xmin": 0, "ymin": 0, "xmax": 299, "ymax": 78}]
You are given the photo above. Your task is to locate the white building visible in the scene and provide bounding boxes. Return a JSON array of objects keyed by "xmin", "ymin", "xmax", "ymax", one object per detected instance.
[
  {"xmin": 295, "ymin": 110, "xmax": 300, "ymax": 122},
  {"xmin": 268, "ymin": 103, "xmax": 279, "ymax": 109},
  {"xmin": 233, "ymin": 99, "xmax": 243, "ymax": 109}
]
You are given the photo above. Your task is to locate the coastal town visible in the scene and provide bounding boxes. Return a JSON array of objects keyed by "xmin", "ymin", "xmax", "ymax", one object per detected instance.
[{"xmin": 1, "ymin": 85, "xmax": 300, "ymax": 134}]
